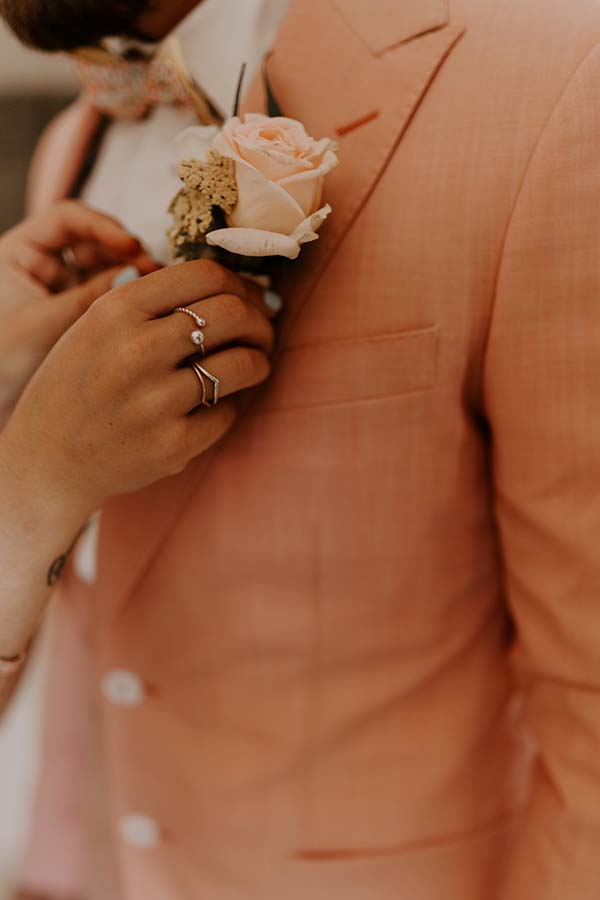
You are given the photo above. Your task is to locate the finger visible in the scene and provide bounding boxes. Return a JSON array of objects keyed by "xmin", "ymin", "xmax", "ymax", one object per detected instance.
[
  {"xmin": 166, "ymin": 346, "xmax": 272, "ymax": 414},
  {"xmin": 114, "ymin": 259, "xmax": 257, "ymax": 319},
  {"xmin": 67, "ymin": 241, "xmax": 124, "ymax": 271},
  {"xmin": 152, "ymin": 293, "xmax": 275, "ymax": 362},
  {"xmin": 9, "ymin": 241, "xmax": 67, "ymax": 292},
  {"xmin": 19, "ymin": 201, "xmax": 142, "ymax": 258},
  {"xmin": 182, "ymin": 399, "xmax": 239, "ymax": 459},
  {"xmin": 15, "ymin": 266, "xmax": 132, "ymax": 361},
  {"xmin": 67, "ymin": 241, "xmax": 159, "ymax": 274}
]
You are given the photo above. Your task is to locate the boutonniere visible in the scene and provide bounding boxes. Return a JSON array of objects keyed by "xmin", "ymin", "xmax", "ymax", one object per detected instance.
[{"xmin": 168, "ymin": 63, "xmax": 339, "ymax": 274}]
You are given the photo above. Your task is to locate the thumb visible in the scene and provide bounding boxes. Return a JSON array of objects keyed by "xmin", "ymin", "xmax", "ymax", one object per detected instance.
[
  {"xmin": 60, "ymin": 260, "xmax": 156, "ymax": 324},
  {"xmin": 40, "ymin": 265, "xmax": 141, "ymax": 340},
  {"xmin": 36, "ymin": 259, "xmax": 158, "ymax": 345},
  {"xmin": 10, "ymin": 266, "xmax": 135, "ymax": 368},
  {"xmin": 65, "ymin": 266, "xmax": 132, "ymax": 319}
]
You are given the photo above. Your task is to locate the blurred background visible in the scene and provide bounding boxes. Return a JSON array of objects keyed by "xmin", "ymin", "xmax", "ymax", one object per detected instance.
[
  {"xmin": 0, "ymin": 21, "xmax": 76, "ymax": 897},
  {"xmin": 0, "ymin": 20, "xmax": 76, "ymax": 231}
]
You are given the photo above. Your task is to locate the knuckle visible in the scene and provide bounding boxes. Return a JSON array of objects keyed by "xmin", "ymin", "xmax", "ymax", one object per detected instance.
[
  {"xmin": 230, "ymin": 345, "xmax": 256, "ymax": 379},
  {"xmin": 189, "ymin": 258, "xmax": 229, "ymax": 293},
  {"xmin": 249, "ymin": 347, "xmax": 271, "ymax": 377},
  {"xmin": 104, "ymin": 330, "xmax": 147, "ymax": 378},
  {"xmin": 217, "ymin": 292, "xmax": 247, "ymax": 324},
  {"xmin": 233, "ymin": 346, "xmax": 270, "ymax": 383},
  {"xmin": 125, "ymin": 332, "xmax": 151, "ymax": 368},
  {"xmin": 92, "ymin": 293, "xmax": 121, "ymax": 326},
  {"xmin": 138, "ymin": 385, "xmax": 166, "ymax": 421}
]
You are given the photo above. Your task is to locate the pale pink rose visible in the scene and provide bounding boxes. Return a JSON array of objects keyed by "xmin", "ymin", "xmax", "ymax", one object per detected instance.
[{"xmin": 205, "ymin": 114, "xmax": 338, "ymax": 260}]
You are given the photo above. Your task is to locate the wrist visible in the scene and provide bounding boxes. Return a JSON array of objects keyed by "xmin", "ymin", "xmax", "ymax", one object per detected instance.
[
  {"xmin": 0, "ymin": 435, "xmax": 91, "ymax": 659},
  {"xmin": 0, "ymin": 428, "xmax": 95, "ymax": 541}
]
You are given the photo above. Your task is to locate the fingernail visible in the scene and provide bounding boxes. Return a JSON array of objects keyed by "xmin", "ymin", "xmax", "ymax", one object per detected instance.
[
  {"xmin": 112, "ymin": 266, "xmax": 141, "ymax": 288},
  {"xmin": 264, "ymin": 289, "xmax": 283, "ymax": 314}
]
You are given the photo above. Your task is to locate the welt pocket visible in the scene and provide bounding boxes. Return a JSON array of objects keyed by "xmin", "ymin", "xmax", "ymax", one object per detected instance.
[
  {"xmin": 258, "ymin": 325, "xmax": 440, "ymax": 412},
  {"xmin": 293, "ymin": 809, "xmax": 523, "ymax": 865}
]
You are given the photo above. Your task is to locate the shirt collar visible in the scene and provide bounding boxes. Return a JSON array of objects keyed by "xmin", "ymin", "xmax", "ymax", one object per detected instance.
[{"xmin": 172, "ymin": 0, "xmax": 292, "ymax": 118}]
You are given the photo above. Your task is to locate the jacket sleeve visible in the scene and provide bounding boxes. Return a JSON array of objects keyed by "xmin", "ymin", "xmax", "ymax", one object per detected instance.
[{"xmin": 483, "ymin": 44, "xmax": 600, "ymax": 899}]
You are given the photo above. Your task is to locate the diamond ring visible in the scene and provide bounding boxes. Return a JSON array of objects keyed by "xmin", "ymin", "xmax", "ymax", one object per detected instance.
[{"xmin": 174, "ymin": 306, "xmax": 207, "ymax": 354}]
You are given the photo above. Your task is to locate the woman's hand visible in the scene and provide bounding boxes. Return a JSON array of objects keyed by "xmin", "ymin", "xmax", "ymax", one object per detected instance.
[
  {"xmin": 1, "ymin": 258, "xmax": 277, "ymax": 526},
  {"xmin": 0, "ymin": 199, "xmax": 150, "ymax": 297},
  {"xmin": 0, "ymin": 201, "xmax": 157, "ymax": 421}
]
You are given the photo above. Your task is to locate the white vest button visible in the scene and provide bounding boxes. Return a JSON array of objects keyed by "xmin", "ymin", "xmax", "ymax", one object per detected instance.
[
  {"xmin": 119, "ymin": 814, "xmax": 161, "ymax": 849},
  {"xmin": 102, "ymin": 670, "xmax": 145, "ymax": 707}
]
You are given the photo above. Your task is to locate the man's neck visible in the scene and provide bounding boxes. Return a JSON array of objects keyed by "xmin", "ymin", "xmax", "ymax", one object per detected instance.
[{"xmin": 135, "ymin": 0, "xmax": 203, "ymax": 40}]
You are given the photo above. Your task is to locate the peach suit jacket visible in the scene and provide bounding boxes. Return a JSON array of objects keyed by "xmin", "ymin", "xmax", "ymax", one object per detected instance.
[{"xmin": 13, "ymin": 0, "xmax": 600, "ymax": 897}]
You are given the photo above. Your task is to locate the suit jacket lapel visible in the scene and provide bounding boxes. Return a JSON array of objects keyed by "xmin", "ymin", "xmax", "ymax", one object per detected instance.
[
  {"xmin": 241, "ymin": 0, "xmax": 465, "ymax": 347},
  {"xmin": 96, "ymin": 453, "xmax": 213, "ymax": 622},
  {"xmin": 98, "ymin": 0, "xmax": 465, "ymax": 615}
]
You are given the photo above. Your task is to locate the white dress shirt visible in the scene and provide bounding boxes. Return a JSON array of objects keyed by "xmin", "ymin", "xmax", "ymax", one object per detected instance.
[
  {"xmin": 72, "ymin": 0, "xmax": 292, "ymax": 585},
  {"xmin": 82, "ymin": 0, "xmax": 292, "ymax": 264}
]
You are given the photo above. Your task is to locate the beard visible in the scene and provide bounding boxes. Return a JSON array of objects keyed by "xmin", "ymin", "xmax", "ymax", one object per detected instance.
[{"xmin": 0, "ymin": 0, "xmax": 152, "ymax": 51}]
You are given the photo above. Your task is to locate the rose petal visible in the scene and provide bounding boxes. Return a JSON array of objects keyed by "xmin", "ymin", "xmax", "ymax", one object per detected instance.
[
  {"xmin": 271, "ymin": 148, "xmax": 338, "ymax": 216},
  {"xmin": 305, "ymin": 137, "xmax": 340, "ymax": 165},
  {"xmin": 276, "ymin": 170, "xmax": 323, "ymax": 217},
  {"xmin": 289, "ymin": 204, "xmax": 333, "ymax": 245},
  {"xmin": 278, "ymin": 147, "xmax": 339, "ymax": 190},
  {"xmin": 213, "ymin": 117, "xmax": 340, "ymax": 186},
  {"xmin": 235, "ymin": 137, "xmax": 314, "ymax": 181},
  {"xmin": 206, "ymin": 227, "xmax": 303, "ymax": 260},
  {"xmin": 227, "ymin": 159, "xmax": 306, "ymax": 234},
  {"xmin": 206, "ymin": 204, "xmax": 333, "ymax": 261}
]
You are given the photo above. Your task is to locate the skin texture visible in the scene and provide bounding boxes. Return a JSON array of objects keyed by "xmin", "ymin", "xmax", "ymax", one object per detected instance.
[{"xmin": 0, "ymin": 202, "xmax": 276, "ymax": 673}]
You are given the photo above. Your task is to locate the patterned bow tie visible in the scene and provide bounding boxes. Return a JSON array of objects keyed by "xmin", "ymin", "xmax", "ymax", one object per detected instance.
[{"xmin": 72, "ymin": 37, "xmax": 223, "ymax": 125}]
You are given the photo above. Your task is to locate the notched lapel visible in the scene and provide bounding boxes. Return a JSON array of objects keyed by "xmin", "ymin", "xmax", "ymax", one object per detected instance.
[
  {"xmin": 332, "ymin": 0, "xmax": 450, "ymax": 55},
  {"xmin": 242, "ymin": 0, "xmax": 465, "ymax": 346},
  {"xmin": 96, "ymin": 454, "xmax": 211, "ymax": 620}
]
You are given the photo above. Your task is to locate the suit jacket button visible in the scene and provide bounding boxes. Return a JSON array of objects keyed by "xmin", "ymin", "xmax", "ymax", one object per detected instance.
[
  {"xmin": 119, "ymin": 813, "xmax": 161, "ymax": 849},
  {"xmin": 102, "ymin": 669, "xmax": 145, "ymax": 707}
]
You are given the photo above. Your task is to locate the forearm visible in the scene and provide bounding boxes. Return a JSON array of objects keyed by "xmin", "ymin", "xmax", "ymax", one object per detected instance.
[{"xmin": 0, "ymin": 433, "xmax": 90, "ymax": 660}]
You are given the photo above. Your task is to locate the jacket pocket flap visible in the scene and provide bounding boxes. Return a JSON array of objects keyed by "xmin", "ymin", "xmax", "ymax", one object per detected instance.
[{"xmin": 258, "ymin": 325, "xmax": 439, "ymax": 412}]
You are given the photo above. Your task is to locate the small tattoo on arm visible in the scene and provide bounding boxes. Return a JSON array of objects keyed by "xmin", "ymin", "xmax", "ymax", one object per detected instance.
[
  {"xmin": 46, "ymin": 526, "xmax": 86, "ymax": 587},
  {"xmin": 47, "ymin": 554, "xmax": 68, "ymax": 586}
]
